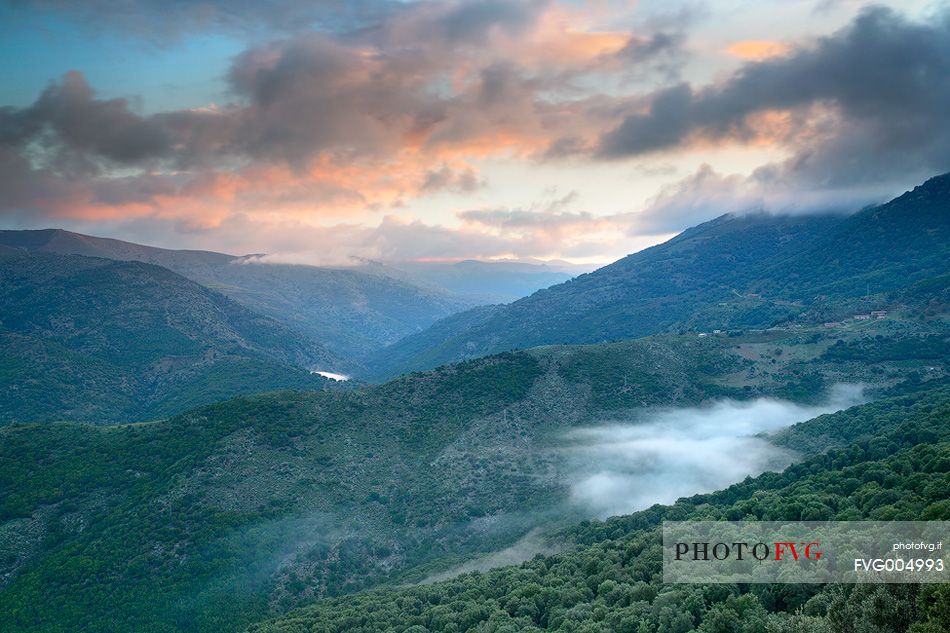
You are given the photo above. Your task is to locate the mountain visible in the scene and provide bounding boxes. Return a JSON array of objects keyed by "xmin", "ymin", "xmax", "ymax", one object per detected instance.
[
  {"xmin": 367, "ymin": 174, "xmax": 950, "ymax": 380},
  {"xmin": 0, "ymin": 309, "xmax": 945, "ymax": 631},
  {"xmin": 0, "ymin": 251, "xmax": 332, "ymax": 423},
  {"xmin": 1, "ymin": 177, "xmax": 947, "ymax": 631},
  {"xmin": 365, "ymin": 213, "xmax": 843, "ymax": 379},
  {"xmin": 0, "ymin": 229, "xmax": 477, "ymax": 361},
  {"xmin": 756, "ymin": 172, "xmax": 950, "ymax": 301},
  {"xmin": 0, "ymin": 228, "xmax": 235, "ymax": 271}
]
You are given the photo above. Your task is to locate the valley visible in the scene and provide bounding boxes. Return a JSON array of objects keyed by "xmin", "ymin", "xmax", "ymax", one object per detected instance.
[
  {"xmin": 1, "ymin": 308, "xmax": 946, "ymax": 630},
  {"xmin": 3, "ymin": 4, "xmax": 949, "ymax": 631},
  {"xmin": 251, "ymin": 383, "xmax": 950, "ymax": 633},
  {"xmin": 0, "ymin": 174, "xmax": 947, "ymax": 632}
]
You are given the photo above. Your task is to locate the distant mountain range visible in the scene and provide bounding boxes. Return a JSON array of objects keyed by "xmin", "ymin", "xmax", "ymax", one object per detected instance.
[
  {"xmin": 1, "ymin": 172, "xmax": 947, "ymax": 421},
  {"xmin": 0, "ymin": 230, "xmax": 589, "ymax": 422},
  {"xmin": 366, "ymin": 173, "xmax": 950, "ymax": 380},
  {"xmin": 0, "ymin": 229, "xmax": 590, "ymax": 361},
  {"xmin": 0, "ymin": 173, "xmax": 948, "ymax": 632},
  {"xmin": 0, "ymin": 251, "xmax": 332, "ymax": 423},
  {"xmin": 0, "ymin": 229, "xmax": 479, "ymax": 361}
]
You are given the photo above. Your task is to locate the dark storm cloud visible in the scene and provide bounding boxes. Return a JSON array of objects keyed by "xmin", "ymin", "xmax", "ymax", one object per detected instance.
[{"xmin": 599, "ymin": 6, "xmax": 950, "ymax": 185}]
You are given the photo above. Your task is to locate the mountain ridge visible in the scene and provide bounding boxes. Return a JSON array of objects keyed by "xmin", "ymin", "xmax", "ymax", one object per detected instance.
[
  {"xmin": 364, "ymin": 212, "xmax": 845, "ymax": 380},
  {"xmin": 0, "ymin": 250, "xmax": 334, "ymax": 423},
  {"xmin": 0, "ymin": 228, "xmax": 478, "ymax": 361},
  {"xmin": 366, "ymin": 174, "xmax": 950, "ymax": 380}
]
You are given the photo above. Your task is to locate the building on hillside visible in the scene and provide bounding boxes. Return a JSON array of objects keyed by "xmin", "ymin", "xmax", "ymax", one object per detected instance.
[
  {"xmin": 854, "ymin": 314, "xmax": 871, "ymax": 320},
  {"xmin": 871, "ymin": 310, "xmax": 887, "ymax": 319}
]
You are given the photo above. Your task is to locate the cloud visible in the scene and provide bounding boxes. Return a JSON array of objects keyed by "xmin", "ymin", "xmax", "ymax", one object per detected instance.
[
  {"xmin": 459, "ymin": 208, "xmax": 596, "ymax": 230},
  {"xmin": 420, "ymin": 164, "xmax": 483, "ymax": 193},
  {"xmin": 1, "ymin": 72, "xmax": 170, "ymax": 171},
  {"xmin": 599, "ymin": 6, "xmax": 950, "ymax": 189},
  {"xmin": 0, "ymin": 0, "xmax": 687, "ymax": 235},
  {"xmin": 378, "ymin": 0, "xmax": 545, "ymax": 48},
  {"xmin": 631, "ymin": 155, "xmax": 930, "ymax": 236},
  {"xmin": 564, "ymin": 385, "xmax": 865, "ymax": 518},
  {"xmin": 1, "ymin": 0, "xmax": 688, "ymax": 170},
  {"xmin": 0, "ymin": 64, "xmax": 485, "ymax": 221},
  {"xmin": 224, "ymin": 209, "xmax": 642, "ymax": 265},
  {"xmin": 453, "ymin": 203, "xmax": 646, "ymax": 262},
  {"xmin": 632, "ymin": 164, "xmax": 758, "ymax": 234},
  {"xmin": 2, "ymin": 2, "xmax": 946, "ymax": 262},
  {"xmin": 613, "ymin": 30, "xmax": 687, "ymax": 80},
  {"xmin": 724, "ymin": 40, "xmax": 791, "ymax": 60},
  {"xmin": 140, "ymin": 213, "xmax": 545, "ymax": 265},
  {"xmin": 7, "ymin": 201, "xmax": 647, "ymax": 267},
  {"xmin": 3, "ymin": 0, "xmax": 401, "ymax": 40},
  {"xmin": 0, "ymin": 71, "xmax": 238, "ymax": 177}
]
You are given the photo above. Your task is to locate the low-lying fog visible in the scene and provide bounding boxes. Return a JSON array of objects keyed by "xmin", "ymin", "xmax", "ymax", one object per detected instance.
[{"xmin": 564, "ymin": 384, "xmax": 865, "ymax": 518}]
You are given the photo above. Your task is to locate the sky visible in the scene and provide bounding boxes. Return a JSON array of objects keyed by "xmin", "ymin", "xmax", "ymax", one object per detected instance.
[{"xmin": 0, "ymin": 0, "xmax": 947, "ymax": 265}]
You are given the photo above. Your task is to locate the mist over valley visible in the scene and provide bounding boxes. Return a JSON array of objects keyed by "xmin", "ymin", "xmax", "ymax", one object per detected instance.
[
  {"xmin": 562, "ymin": 385, "xmax": 866, "ymax": 518},
  {"xmin": 0, "ymin": 2, "xmax": 948, "ymax": 627}
]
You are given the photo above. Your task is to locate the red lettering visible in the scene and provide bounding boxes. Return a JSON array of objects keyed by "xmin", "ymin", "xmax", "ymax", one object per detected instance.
[{"xmin": 773, "ymin": 542, "xmax": 800, "ymax": 561}]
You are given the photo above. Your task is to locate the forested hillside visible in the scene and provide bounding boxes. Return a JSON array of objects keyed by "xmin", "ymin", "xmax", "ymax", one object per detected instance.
[
  {"xmin": 367, "ymin": 174, "xmax": 950, "ymax": 380},
  {"xmin": 0, "ymin": 251, "xmax": 331, "ymax": 423},
  {"xmin": 366, "ymin": 213, "xmax": 842, "ymax": 380},
  {"xmin": 251, "ymin": 384, "xmax": 950, "ymax": 633},
  {"xmin": 0, "ymin": 229, "xmax": 476, "ymax": 360},
  {"xmin": 0, "ymin": 313, "xmax": 945, "ymax": 631},
  {"xmin": 758, "ymin": 173, "xmax": 950, "ymax": 301}
]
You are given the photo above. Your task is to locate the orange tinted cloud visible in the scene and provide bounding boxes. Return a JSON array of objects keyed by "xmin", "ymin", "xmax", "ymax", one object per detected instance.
[
  {"xmin": 0, "ymin": 1, "xmax": 666, "ymax": 230},
  {"xmin": 32, "ymin": 151, "xmax": 486, "ymax": 229},
  {"xmin": 725, "ymin": 40, "xmax": 791, "ymax": 60},
  {"xmin": 512, "ymin": 7, "xmax": 630, "ymax": 67}
]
